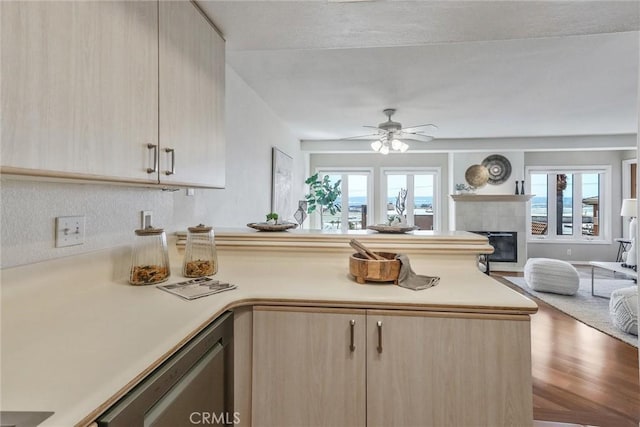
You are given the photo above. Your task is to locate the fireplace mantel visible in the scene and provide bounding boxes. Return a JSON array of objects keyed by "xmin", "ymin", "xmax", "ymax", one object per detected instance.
[{"xmin": 451, "ymin": 194, "xmax": 534, "ymax": 202}]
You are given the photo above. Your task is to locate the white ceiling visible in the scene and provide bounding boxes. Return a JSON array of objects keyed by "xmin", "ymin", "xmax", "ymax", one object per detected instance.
[{"xmin": 198, "ymin": 1, "xmax": 640, "ymax": 148}]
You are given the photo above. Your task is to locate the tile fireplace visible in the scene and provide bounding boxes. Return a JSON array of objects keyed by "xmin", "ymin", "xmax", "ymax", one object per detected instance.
[
  {"xmin": 452, "ymin": 194, "xmax": 533, "ymax": 271},
  {"xmin": 471, "ymin": 231, "xmax": 518, "ymax": 262}
]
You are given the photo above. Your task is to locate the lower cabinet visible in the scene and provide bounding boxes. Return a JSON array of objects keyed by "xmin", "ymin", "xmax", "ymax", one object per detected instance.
[
  {"xmin": 252, "ymin": 307, "xmax": 367, "ymax": 427},
  {"xmin": 252, "ymin": 306, "xmax": 532, "ymax": 427}
]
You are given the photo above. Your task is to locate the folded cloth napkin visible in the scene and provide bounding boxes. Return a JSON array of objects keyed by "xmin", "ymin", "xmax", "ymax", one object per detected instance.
[{"xmin": 395, "ymin": 253, "xmax": 440, "ymax": 291}]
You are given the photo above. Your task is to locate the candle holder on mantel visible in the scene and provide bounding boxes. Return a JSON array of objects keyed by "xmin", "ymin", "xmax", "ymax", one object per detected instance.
[
  {"xmin": 514, "ymin": 181, "xmax": 520, "ymax": 195},
  {"xmin": 520, "ymin": 180, "xmax": 525, "ymax": 195}
]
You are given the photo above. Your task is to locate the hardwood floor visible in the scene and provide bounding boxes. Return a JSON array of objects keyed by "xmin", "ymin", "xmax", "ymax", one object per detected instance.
[{"xmin": 492, "ymin": 272, "xmax": 640, "ymax": 427}]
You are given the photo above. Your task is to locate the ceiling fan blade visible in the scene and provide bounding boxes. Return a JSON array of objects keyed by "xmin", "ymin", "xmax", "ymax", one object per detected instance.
[
  {"xmin": 401, "ymin": 124, "xmax": 439, "ymax": 132},
  {"xmin": 400, "ymin": 134, "xmax": 434, "ymax": 142},
  {"xmin": 363, "ymin": 125, "xmax": 384, "ymax": 131},
  {"xmin": 400, "ymin": 137, "xmax": 434, "ymax": 143},
  {"xmin": 401, "ymin": 129, "xmax": 434, "ymax": 136},
  {"xmin": 343, "ymin": 133, "xmax": 381, "ymax": 140}
]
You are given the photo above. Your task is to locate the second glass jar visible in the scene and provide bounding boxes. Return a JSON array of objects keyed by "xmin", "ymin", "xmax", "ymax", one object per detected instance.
[{"xmin": 183, "ymin": 224, "xmax": 218, "ymax": 277}]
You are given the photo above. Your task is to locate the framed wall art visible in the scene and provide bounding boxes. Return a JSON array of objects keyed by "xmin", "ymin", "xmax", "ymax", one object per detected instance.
[{"xmin": 271, "ymin": 147, "xmax": 294, "ymax": 218}]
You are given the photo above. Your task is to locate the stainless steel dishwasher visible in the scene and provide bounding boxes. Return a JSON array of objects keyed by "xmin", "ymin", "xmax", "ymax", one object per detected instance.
[{"xmin": 98, "ymin": 312, "xmax": 233, "ymax": 427}]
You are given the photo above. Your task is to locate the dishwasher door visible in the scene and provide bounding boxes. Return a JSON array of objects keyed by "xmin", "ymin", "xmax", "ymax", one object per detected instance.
[
  {"xmin": 145, "ymin": 342, "xmax": 225, "ymax": 426},
  {"xmin": 98, "ymin": 312, "xmax": 233, "ymax": 427}
]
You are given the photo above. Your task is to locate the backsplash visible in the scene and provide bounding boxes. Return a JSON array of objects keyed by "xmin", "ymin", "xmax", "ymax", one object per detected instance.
[{"xmin": 1, "ymin": 178, "xmax": 175, "ymax": 268}]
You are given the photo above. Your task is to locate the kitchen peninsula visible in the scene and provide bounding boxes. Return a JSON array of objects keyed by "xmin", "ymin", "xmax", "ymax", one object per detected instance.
[{"xmin": 1, "ymin": 230, "xmax": 537, "ymax": 426}]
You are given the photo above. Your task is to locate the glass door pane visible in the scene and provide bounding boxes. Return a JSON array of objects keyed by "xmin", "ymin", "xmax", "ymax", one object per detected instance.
[
  {"xmin": 323, "ymin": 174, "xmax": 342, "ymax": 230},
  {"xmin": 414, "ymin": 174, "xmax": 434, "ymax": 230},
  {"xmin": 530, "ymin": 174, "xmax": 548, "ymax": 236},
  {"xmin": 347, "ymin": 175, "xmax": 368, "ymax": 230},
  {"xmin": 386, "ymin": 175, "xmax": 407, "ymax": 223},
  {"xmin": 581, "ymin": 173, "xmax": 600, "ymax": 237},
  {"xmin": 556, "ymin": 174, "xmax": 573, "ymax": 236}
]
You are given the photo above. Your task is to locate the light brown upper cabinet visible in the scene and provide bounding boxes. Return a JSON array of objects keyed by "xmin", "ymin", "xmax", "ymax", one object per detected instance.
[
  {"xmin": 1, "ymin": 1, "xmax": 225, "ymax": 188},
  {"xmin": 159, "ymin": 1, "xmax": 225, "ymax": 188}
]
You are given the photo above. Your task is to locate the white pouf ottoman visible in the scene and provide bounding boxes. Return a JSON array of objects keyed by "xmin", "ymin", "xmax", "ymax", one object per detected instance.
[
  {"xmin": 524, "ymin": 258, "xmax": 580, "ymax": 295},
  {"xmin": 609, "ymin": 286, "xmax": 638, "ymax": 336}
]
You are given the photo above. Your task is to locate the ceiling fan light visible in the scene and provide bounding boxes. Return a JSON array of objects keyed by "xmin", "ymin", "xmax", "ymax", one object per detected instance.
[
  {"xmin": 391, "ymin": 139, "xmax": 402, "ymax": 150},
  {"xmin": 399, "ymin": 142, "xmax": 409, "ymax": 153},
  {"xmin": 370, "ymin": 140, "xmax": 382, "ymax": 152},
  {"xmin": 380, "ymin": 145, "xmax": 390, "ymax": 155}
]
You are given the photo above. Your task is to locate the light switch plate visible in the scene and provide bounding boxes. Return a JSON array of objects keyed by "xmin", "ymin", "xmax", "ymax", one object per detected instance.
[{"xmin": 55, "ymin": 216, "xmax": 85, "ymax": 248}]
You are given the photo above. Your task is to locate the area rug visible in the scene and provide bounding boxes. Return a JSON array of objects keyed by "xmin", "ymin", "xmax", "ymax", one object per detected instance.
[{"xmin": 504, "ymin": 276, "xmax": 638, "ymax": 347}]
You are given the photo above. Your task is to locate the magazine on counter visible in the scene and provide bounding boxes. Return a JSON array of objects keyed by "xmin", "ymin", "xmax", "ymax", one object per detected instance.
[{"xmin": 157, "ymin": 277, "xmax": 237, "ymax": 300}]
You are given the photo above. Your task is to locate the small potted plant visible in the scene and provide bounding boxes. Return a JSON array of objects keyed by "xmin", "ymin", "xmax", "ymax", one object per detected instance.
[
  {"xmin": 455, "ymin": 183, "xmax": 474, "ymax": 194},
  {"xmin": 266, "ymin": 212, "xmax": 279, "ymax": 225}
]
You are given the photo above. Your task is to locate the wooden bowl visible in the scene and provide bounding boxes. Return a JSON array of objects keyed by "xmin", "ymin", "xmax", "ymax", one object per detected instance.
[{"xmin": 349, "ymin": 252, "xmax": 400, "ymax": 285}]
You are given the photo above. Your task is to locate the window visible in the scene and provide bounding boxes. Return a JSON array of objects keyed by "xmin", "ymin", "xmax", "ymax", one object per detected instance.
[
  {"xmin": 381, "ymin": 169, "xmax": 440, "ymax": 230},
  {"xmin": 314, "ymin": 169, "xmax": 373, "ymax": 231},
  {"xmin": 527, "ymin": 166, "xmax": 611, "ymax": 243}
]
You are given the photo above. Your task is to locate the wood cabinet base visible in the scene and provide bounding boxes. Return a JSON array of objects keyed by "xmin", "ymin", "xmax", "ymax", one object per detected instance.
[{"xmin": 249, "ymin": 306, "xmax": 533, "ymax": 427}]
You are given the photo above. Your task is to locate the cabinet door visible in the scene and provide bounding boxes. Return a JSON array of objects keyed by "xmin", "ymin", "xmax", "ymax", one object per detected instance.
[
  {"xmin": 1, "ymin": 1, "xmax": 158, "ymax": 183},
  {"xmin": 252, "ymin": 307, "xmax": 366, "ymax": 427},
  {"xmin": 367, "ymin": 310, "xmax": 533, "ymax": 427},
  {"xmin": 158, "ymin": 1, "xmax": 225, "ymax": 188}
]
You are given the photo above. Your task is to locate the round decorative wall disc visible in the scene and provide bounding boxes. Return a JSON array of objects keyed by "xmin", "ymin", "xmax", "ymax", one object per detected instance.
[
  {"xmin": 464, "ymin": 164, "xmax": 489, "ymax": 188},
  {"xmin": 482, "ymin": 154, "xmax": 512, "ymax": 185}
]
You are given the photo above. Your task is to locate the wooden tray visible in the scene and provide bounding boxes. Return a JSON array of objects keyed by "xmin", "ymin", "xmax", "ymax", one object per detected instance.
[
  {"xmin": 247, "ymin": 222, "xmax": 298, "ymax": 232},
  {"xmin": 349, "ymin": 252, "xmax": 400, "ymax": 285},
  {"xmin": 367, "ymin": 224, "xmax": 418, "ymax": 234}
]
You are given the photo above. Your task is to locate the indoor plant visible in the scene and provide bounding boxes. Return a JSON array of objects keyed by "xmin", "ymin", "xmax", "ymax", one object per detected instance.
[
  {"xmin": 304, "ymin": 173, "xmax": 341, "ymax": 229},
  {"xmin": 265, "ymin": 212, "xmax": 279, "ymax": 225}
]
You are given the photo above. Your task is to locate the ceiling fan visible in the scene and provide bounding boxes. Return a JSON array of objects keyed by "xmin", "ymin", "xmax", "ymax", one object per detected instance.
[{"xmin": 346, "ymin": 108, "xmax": 438, "ymax": 154}]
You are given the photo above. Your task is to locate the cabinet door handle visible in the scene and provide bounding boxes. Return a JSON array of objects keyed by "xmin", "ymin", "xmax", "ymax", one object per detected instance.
[
  {"xmin": 349, "ymin": 319, "xmax": 356, "ymax": 352},
  {"xmin": 146, "ymin": 144, "xmax": 158, "ymax": 174},
  {"xmin": 165, "ymin": 148, "xmax": 175, "ymax": 175},
  {"xmin": 377, "ymin": 320, "xmax": 383, "ymax": 353}
]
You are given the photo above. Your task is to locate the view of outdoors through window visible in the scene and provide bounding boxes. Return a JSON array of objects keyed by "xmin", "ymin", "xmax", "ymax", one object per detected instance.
[
  {"xmin": 317, "ymin": 170, "xmax": 436, "ymax": 230},
  {"xmin": 530, "ymin": 171, "xmax": 601, "ymax": 239},
  {"xmin": 322, "ymin": 173, "xmax": 369, "ymax": 230},
  {"xmin": 347, "ymin": 174, "xmax": 369, "ymax": 229},
  {"xmin": 386, "ymin": 173, "xmax": 435, "ymax": 230}
]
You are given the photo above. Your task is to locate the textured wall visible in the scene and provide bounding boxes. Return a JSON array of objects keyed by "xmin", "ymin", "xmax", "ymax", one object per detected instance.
[{"xmin": 1, "ymin": 179, "xmax": 174, "ymax": 268}]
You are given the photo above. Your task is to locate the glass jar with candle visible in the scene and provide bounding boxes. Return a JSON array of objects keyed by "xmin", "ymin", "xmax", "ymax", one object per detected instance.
[
  {"xmin": 183, "ymin": 224, "xmax": 218, "ymax": 277},
  {"xmin": 129, "ymin": 226, "xmax": 170, "ymax": 285}
]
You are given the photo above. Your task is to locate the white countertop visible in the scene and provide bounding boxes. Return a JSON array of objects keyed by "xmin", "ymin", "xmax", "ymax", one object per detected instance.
[{"xmin": 1, "ymin": 231, "xmax": 536, "ymax": 426}]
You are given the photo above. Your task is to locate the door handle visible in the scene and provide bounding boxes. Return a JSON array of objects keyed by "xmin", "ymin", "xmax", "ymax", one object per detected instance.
[
  {"xmin": 165, "ymin": 148, "xmax": 175, "ymax": 175},
  {"xmin": 349, "ymin": 319, "xmax": 356, "ymax": 352},
  {"xmin": 146, "ymin": 144, "xmax": 158, "ymax": 174},
  {"xmin": 377, "ymin": 321, "xmax": 383, "ymax": 353}
]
